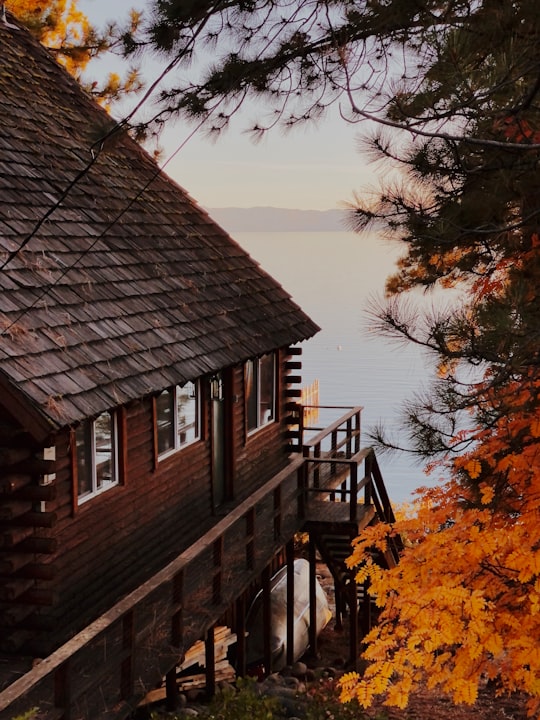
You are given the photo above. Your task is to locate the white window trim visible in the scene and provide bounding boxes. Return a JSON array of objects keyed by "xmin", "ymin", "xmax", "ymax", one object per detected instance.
[
  {"xmin": 77, "ymin": 411, "xmax": 119, "ymax": 505},
  {"xmin": 246, "ymin": 353, "xmax": 276, "ymax": 435},
  {"xmin": 157, "ymin": 380, "xmax": 201, "ymax": 460}
]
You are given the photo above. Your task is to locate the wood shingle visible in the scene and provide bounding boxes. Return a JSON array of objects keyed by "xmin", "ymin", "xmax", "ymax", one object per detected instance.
[{"xmin": 0, "ymin": 20, "xmax": 319, "ymax": 435}]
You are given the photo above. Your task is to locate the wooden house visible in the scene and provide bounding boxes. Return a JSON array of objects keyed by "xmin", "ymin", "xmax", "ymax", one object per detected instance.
[{"xmin": 0, "ymin": 15, "xmax": 401, "ymax": 720}]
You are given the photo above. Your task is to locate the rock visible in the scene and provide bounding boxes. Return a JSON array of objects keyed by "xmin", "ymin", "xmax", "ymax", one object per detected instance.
[
  {"xmin": 283, "ymin": 676, "xmax": 300, "ymax": 690},
  {"xmin": 291, "ymin": 661, "xmax": 307, "ymax": 678},
  {"xmin": 186, "ymin": 688, "xmax": 204, "ymax": 702}
]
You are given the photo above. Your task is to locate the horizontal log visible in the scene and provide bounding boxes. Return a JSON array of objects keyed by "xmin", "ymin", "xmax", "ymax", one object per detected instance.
[
  {"xmin": 18, "ymin": 611, "xmax": 55, "ymax": 632},
  {"xmin": 0, "ymin": 629, "xmax": 33, "ymax": 653},
  {"xmin": 0, "ymin": 553, "xmax": 32, "ymax": 574},
  {"xmin": 0, "ymin": 604, "xmax": 34, "ymax": 628},
  {"xmin": 286, "ymin": 346, "xmax": 302, "ymax": 356},
  {"xmin": 12, "ymin": 483, "xmax": 56, "ymax": 502},
  {"xmin": 14, "ymin": 562, "xmax": 56, "ymax": 581},
  {"xmin": 0, "ymin": 425, "xmax": 33, "ymax": 446},
  {"xmin": 9, "ymin": 511, "xmax": 57, "ymax": 528},
  {"xmin": 0, "ymin": 578, "xmax": 35, "ymax": 601},
  {"xmin": 0, "ymin": 447, "xmax": 32, "ymax": 468},
  {"xmin": 6, "ymin": 587, "xmax": 55, "ymax": 606},
  {"xmin": 0, "ymin": 500, "xmax": 31, "ymax": 521},
  {"xmin": 0, "ymin": 474, "xmax": 32, "ymax": 495},
  {"xmin": 7, "ymin": 458, "xmax": 56, "ymax": 476},
  {"xmin": 17, "ymin": 536, "xmax": 58, "ymax": 554},
  {"xmin": 285, "ymin": 388, "xmax": 302, "ymax": 398},
  {"xmin": 285, "ymin": 375, "xmax": 302, "ymax": 385},
  {"xmin": 0, "ymin": 525, "xmax": 34, "ymax": 548},
  {"xmin": 284, "ymin": 361, "xmax": 302, "ymax": 371}
]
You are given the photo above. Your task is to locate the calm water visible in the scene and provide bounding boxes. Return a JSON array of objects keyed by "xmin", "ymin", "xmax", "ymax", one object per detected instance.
[{"xmin": 236, "ymin": 231, "xmax": 439, "ymax": 504}]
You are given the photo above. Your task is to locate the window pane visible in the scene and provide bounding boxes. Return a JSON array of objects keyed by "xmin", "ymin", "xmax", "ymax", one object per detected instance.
[
  {"xmin": 156, "ymin": 389, "xmax": 174, "ymax": 454},
  {"xmin": 245, "ymin": 359, "xmax": 258, "ymax": 431},
  {"xmin": 76, "ymin": 424, "xmax": 92, "ymax": 497},
  {"xmin": 95, "ymin": 412, "xmax": 114, "ymax": 488},
  {"xmin": 259, "ymin": 354, "xmax": 275, "ymax": 426},
  {"xmin": 177, "ymin": 381, "xmax": 198, "ymax": 445}
]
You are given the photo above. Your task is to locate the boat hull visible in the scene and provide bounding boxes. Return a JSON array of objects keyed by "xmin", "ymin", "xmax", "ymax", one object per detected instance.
[{"xmin": 245, "ymin": 558, "xmax": 332, "ymax": 671}]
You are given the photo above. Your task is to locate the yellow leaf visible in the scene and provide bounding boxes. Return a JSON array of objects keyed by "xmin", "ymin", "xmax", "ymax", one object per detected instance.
[
  {"xmin": 479, "ymin": 483, "xmax": 494, "ymax": 505},
  {"xmin": 465, "ymin": 459, "xmax": 482, "ymax": 479}
]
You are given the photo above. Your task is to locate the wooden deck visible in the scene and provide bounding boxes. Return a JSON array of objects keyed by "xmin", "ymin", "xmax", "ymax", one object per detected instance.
[
  {"xmin": 0, "ymin": 407, "xmax": 401, "ymax": 720},
  {"xmin": 303, "ymin": 500, "xmax": 376, "ymax": 531}
]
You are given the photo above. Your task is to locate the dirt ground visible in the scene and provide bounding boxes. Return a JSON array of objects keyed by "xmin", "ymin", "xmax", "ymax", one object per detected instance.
[{"xmin": 313, "ymin": 563, "xmax": 530, "ymax": 720}]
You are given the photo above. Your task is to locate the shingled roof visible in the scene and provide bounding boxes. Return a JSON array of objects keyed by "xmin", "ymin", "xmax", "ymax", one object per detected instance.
[{"xmin": 0, "ymin": 19, "xmax": 319, "ymax": 437}]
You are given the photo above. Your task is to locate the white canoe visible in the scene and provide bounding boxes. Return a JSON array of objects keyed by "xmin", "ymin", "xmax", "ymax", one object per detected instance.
[{"xmin": 245, "ymin": 558, "xmax": 332, "ymax": 671}]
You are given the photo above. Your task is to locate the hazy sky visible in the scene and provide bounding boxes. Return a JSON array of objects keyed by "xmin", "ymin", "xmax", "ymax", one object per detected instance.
[{"xmin": 78, "ymin": 0, "xmax": 377, "ymax": 210}]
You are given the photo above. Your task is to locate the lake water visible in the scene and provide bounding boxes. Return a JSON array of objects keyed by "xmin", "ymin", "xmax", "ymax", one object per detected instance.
[{"xmin": 236, "ymin": 231, "xmax": 438, "ymax": 504}]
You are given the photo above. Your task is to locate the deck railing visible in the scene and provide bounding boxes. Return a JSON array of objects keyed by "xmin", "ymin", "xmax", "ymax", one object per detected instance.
[
  {"xmin": 0, "ymin": 456, "xmax": 305, "ymax": 720},
  {"xmin": 0, "ymin": 405, "xmax": 399, "ymax": 720},
  {"xmin": 299, "ymin": 405, "xmax": 402, "ymax": 564}
]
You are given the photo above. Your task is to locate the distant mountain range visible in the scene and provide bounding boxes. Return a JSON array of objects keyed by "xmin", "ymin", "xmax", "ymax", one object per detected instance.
[{"xmin": 207, "ymin": 206, "xmax": 349, "ymax": 233}]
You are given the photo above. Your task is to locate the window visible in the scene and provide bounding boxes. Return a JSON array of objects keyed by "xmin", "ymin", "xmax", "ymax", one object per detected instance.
[
  {"xmin": 156, "ymin": 380, "xmax": 200, "ymax": 457},
  {"xmin": 246, "ymin": 353, "xmax": 276, "ymax": 433},
  {"xmin": 76, "ymin": 411, "xmax": 118, "ymax": 503}
]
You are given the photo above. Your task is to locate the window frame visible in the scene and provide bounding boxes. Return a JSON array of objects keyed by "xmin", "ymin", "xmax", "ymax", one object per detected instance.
[
  {"xmin": 245, "ymin": 352, "xmax": 276, "ymax": 435},
  {"xmin": 75, "ymin": 410, "xmax": 119, "ymax": 505},
  {"xmin": 155, "ymin": 380, "xmax": 201, "ymax": 460}
]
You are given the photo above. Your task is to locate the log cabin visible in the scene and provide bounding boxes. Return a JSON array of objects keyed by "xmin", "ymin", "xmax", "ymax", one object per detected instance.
[{"xmin": 0, "ymin": 14, "xmax": 401, "ymax": 720}]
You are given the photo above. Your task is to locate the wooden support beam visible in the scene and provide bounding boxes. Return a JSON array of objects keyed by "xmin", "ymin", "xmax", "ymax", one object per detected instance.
[
  {"xmin": 120, "ymin": 611, "xmax": 134, "ymax": 701},
  {"xmin": 286, "ymin": 540, "xmax": 295, "ymax": 666},
  {"xmin": 262, "ymin": 565, "xmax": 272, "ymax": 675},
  {"xmin": 361, "ymin": 580, "xmax": 372, "ymax": 638},
  {"xmin": 334, "ymin": 581, "xmax": 343, "ymax": 632},
  {"xmin": 348, "ymin": 579, "xmax": 358, "ymax": 671},
  {"xmin": 54, "ymin": 661, "xmax": 71, "ymax": 720},
  {"xmin": 165, "ymin": 669, "xmax": 179, "ymax": 711},
  {"xmin": 308, "ymin": 535, "xmax": 318, "ymax": 658},
  {"xmin": 235, "ymin": 595, "xmax": 246, "ymax": 679},
  {"xmin": 205, "ymin": 626, "xmax": 215, "ymax": 696}
]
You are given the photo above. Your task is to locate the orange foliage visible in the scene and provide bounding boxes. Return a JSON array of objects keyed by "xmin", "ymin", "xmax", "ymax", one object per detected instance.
[
  {"xmin": 340, "ymin": 374, "xmax": 540, "ymax": 715},
  {"xmin": 6, "ymin": 0, "xmax": 93, "ymax": 75},
  {"xmin": 340, "ymin": 220, "xmax": 540, "ymax": 713},
  {"xmin": 6, "ymin": 1, "xmax": 144, "ymax": 106}
]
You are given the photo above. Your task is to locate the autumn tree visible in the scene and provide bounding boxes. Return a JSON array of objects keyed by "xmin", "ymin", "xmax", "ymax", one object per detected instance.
[
  {"xmin": 6, "ymin": 0, "xmax": 143, "ymax": 105},
  {"xmin": 119, "ymin": 0, "xmax": 540, "ymax": 712}
]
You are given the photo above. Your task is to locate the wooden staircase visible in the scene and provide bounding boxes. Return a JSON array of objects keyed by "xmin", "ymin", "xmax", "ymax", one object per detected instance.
[{"xmin": 296, "ymin": 409, "xmax": 404, "ymax": 665}]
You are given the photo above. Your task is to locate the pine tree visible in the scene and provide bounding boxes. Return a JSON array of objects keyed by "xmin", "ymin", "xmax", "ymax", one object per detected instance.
[
  {"xmin": 6, "ymin": 0, "xmax": 144, "ymax": 105},
  {"xmin": 111, "ymin": 0, "xmax": 540, "ymax": 711}
]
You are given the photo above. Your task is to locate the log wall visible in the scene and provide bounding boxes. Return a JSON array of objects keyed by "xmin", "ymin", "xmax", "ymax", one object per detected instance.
[{"xmin": 0, "ymin": 348, "xmax": 301, "ymax": 659}]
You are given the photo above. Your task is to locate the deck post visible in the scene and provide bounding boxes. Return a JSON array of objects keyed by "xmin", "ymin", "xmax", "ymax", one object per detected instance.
[
  {"xmin": 349, "ymin": 462, "xmax": 358, "ymax": 523},
  {"xmin": 348, "ymin": 579, "xmax": 358, "ymax": 671},
  {"xmin": 165, "ymin": 669, "xmax": 180, "ymax": 710},
  {"xmin": 361, "ymin": 578, "xmax": 372, "ymax": 638},
  {"xmin": 205, "ymin": 625, "xmax": 216, "ymax": 696},
  {"xmin": 235, "ymin": 594, "xmax": 247, "ymax": 678},
  {"xmin": 262, "ymin": 565, "xmax": 272, "ymax": 674},
  {"xmin": 297, "ymin": 462, "xmax": 307, "ymax": 519},
  {"xmin": 334, "ymin": 581, "xmax": 343, "ymax": 631},
  {"xmin": 308, "ymin": 533, "xmax": 318, "ymax": 658},
  {"xmin": 54, "ymin": 660, "xmax": 71, "ymax": 720},
  {"xmin": 120, "ymin": 610, "xmax": 134, "ymax": 702},
  {"xmin": 286, "ymin": 540, "xmax": 295, "ymax": 666}
]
